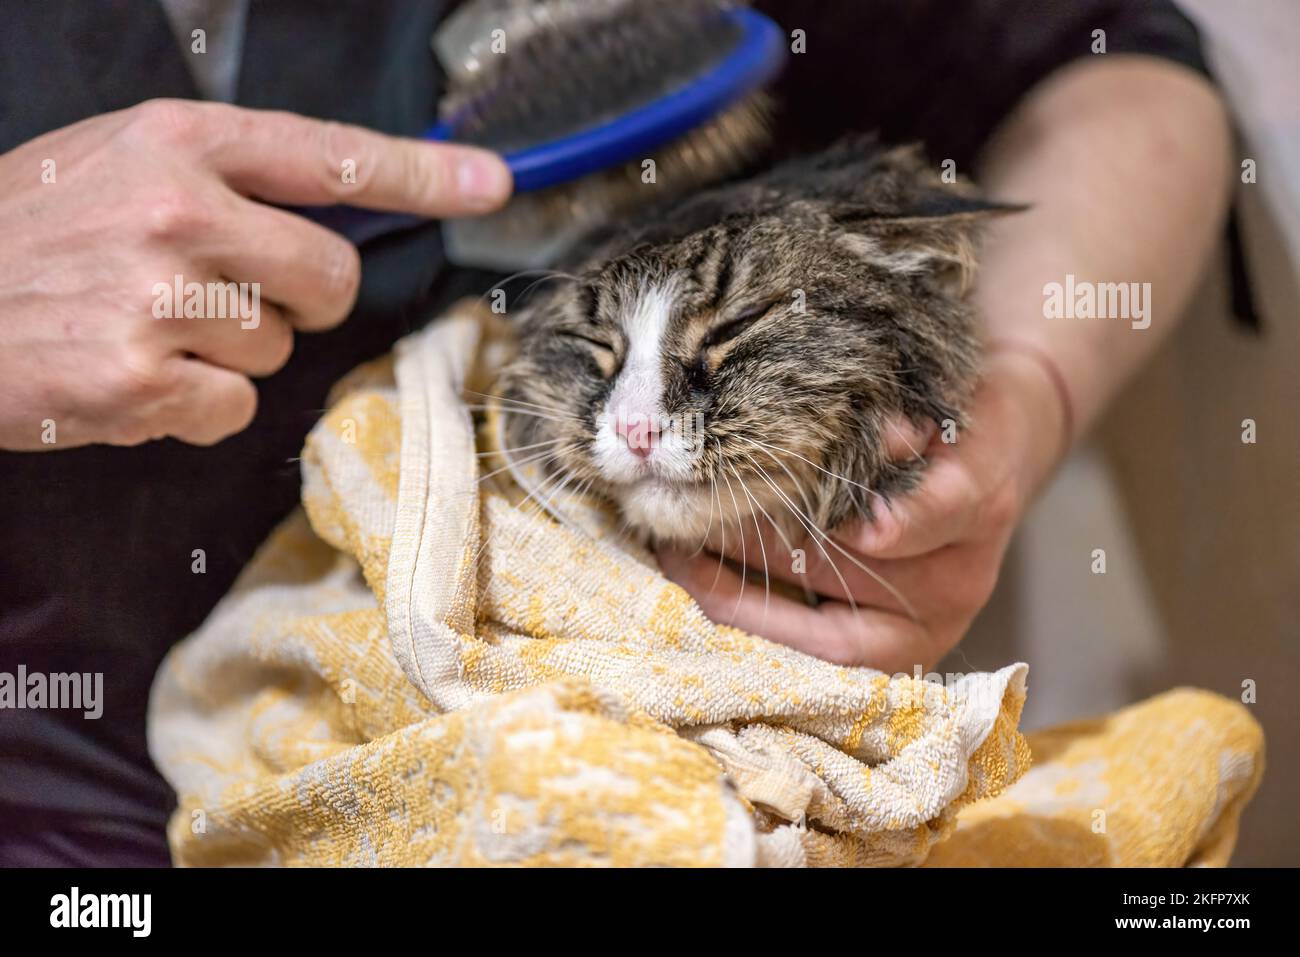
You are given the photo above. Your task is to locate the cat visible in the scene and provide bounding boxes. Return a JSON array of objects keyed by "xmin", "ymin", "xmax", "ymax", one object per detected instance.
[{"xmin": 493, "ymin": 135, "xmax": 1016, "ymax": 551}]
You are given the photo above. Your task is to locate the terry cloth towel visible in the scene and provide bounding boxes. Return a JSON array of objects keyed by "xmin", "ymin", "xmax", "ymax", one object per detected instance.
[{"xmin": 148, "ymin": 301, "xmax": 1262, "ymax": 867}]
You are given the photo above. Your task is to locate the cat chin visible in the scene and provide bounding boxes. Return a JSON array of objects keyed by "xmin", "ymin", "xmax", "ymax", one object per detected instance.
[{"xmin": 613, "ymin": 479, "xmax": 715, "ymax": 544}]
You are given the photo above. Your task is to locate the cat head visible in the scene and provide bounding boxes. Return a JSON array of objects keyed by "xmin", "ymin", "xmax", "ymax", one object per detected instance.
[{"xmin": 494, "ymin": 137, "xmax": 1016, "ymax": 545}]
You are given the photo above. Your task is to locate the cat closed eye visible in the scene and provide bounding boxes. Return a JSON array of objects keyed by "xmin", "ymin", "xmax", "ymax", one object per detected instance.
[
  {"xmin": 559, "ymin": 330, "xmax": 615, "ymax": 353},
  {"xmin": 702, "ymin": 304, "xmax": 772, "ymax": 349},
  {"xmin": 558, "ymin": 329, "xmax": 619, "ymax": 378}
]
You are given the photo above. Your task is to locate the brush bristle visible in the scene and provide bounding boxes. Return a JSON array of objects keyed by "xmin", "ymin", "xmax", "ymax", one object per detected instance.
[
  {"xmin": 437, "ymin": 0, "xmax": 778, "ymax": 270},
  {"xmin": 441, "ymin": 93, "xmax": 773, "ymax": 270},
  {"xmin": 442, "ymin": 0, "xmax": 744, "ymax": 151}
]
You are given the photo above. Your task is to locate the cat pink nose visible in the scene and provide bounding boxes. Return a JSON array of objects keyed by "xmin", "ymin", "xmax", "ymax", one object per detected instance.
[{"xmin": 616, "ymin": 414, "xmax": 659, "ymax": 459}]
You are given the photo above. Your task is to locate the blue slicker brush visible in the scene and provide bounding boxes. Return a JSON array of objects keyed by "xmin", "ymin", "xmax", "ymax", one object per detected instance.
[{"xmin": 306, "ymin": 0, "xmax": 787, "ymax": 269}]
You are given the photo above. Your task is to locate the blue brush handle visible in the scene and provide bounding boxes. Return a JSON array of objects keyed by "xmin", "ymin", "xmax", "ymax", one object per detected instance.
[{"xmin": 301, "ymin": 7, "xmax": 786, "ymax": 245}]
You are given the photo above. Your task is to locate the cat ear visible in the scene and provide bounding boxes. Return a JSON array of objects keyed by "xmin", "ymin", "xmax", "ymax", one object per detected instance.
[{"xmin": 833, "ymin": 194, "xmax": 1026, "ymax": 298}]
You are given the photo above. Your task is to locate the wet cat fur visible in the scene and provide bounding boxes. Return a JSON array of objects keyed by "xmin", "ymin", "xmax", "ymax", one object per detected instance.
[{"xmin": 494, "ymin": 135, "xmax": 1017, "ymax": 547}]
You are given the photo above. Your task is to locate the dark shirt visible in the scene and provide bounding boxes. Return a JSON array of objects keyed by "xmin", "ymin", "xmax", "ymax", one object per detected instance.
[{"xmin": 0, "ymin": 0, "xmax": 1211, "ymax": 865}]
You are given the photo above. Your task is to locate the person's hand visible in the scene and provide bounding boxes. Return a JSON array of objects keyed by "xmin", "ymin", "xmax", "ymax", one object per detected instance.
[
  {"xmin": 0, "ymin": 98, "xmax": 512, "ymax": 450},
  {"xmin": 658, "ymin": 352, "xmax": 1066, "ymax": 673}
]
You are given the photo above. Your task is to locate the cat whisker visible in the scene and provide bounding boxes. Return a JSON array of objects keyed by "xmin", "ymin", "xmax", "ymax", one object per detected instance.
[
  {"xmin": 516, "ymin": 461, "xmax": 589, "ymax": 540},
  {"xmin": 517, "ymin": 270, "xmax": 581, "ymax": 302},
  {"xmin": 482, "ymin": 269, "xmax": 579, "ymax": 307},
  {"xmin": 708, "ymin": 458, "xmax": 729, "ymax": 597},
  {"xmin": 461, "ymin": 404, "xmax": 576, "ymax": 427},
  {"xmin": 477, "ymin": 443, "xmax": 573, "ymax": 485},
  {"xmin": 746, "ymin": 446, "xmax": 904, "ymax": 605},
  {"xmin": 463, "ymin": 388, "xmax": 572, "ymax": 416},
  {"xmin": 462, "ymin": 392, "xmax": 583, "ymax": 424},
  {"xmin": 475, "ymin": 437, "xmax": 567, "ymax": 458},
  {"xmin": 471, "ymin": 459, "xmax": 591, "ymax": 588},
  {"xmin": 461, "ymin": 447, "xmax": 576, "ymax": 584},
  {"xmin": 486, "ymin": 267, "xmax": 571, "ymax": 288},
  {"xmin": 738, "ymin": 435, "xmax": 886, "ymax": 504},
  {"xmin": 736, "ymin": 449, "xmax": 819, "ymax": 607},
  {"xmin": 470, "ymin": 479, "xmax": 549, "ymax": 588},
  {"xmin": 746, "ymin": 447, "xmax": 919, "ymax": 623},
  {"xmin": 887, "ymin": 421, "xmax": 927, "ymax": 464},
  {"xmin": 718, "ymin": 463, "xmax": 747, "ymax": 618},
  {"xmin": 462, "ymin": 399, "xmax": 556, "ymax": 415},
  {"xmin": 468, "ymin": 449, "xmax": 566, "ymax": 579},
  {"xmin": 731, "ymin": 463, "xmax": 771, "ymax": 632},
  {"xmin": 686, "ymin": 472, "xmax": 719, "ymax": 561},
  {"xmin": 745, "ymin": 461, "xmax": 869, "ymax": 635}
]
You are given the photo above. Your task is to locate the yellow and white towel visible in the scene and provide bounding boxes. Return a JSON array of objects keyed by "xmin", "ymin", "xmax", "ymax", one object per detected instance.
[{"xmin": 148, "ymin": 302, "xmax": 1262, "ymax": 867}]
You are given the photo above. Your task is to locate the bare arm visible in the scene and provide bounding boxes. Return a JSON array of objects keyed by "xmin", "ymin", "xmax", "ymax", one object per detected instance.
[{"xmin": 976, "ymin": 55, "xmax": 1234, "ymax": 490}]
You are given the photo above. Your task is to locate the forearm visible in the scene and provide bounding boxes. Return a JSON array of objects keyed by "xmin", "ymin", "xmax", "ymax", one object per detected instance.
[{"xmin": 972, "ymin": 56, "xmax": 1233, "ymax": 490}]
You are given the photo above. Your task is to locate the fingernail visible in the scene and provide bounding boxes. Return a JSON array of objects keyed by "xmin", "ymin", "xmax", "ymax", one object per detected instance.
[{"xmin": 456, "ymin": 152, "xmax": 512, "ymax": 210}]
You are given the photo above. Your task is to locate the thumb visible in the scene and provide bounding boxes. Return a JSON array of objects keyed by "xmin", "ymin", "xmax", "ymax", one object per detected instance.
[{"xmin": 882, "ymin": 415, "xmax": 937, "ymax": 462}]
